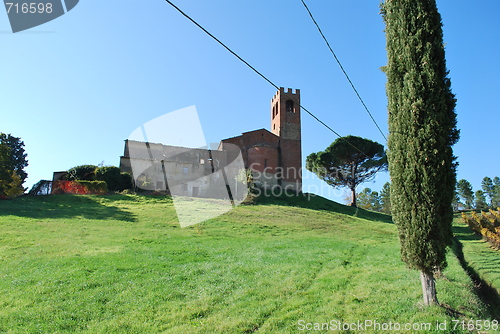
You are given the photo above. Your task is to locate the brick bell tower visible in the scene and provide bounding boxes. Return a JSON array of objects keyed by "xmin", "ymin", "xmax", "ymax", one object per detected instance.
[{"xmin": 271, "ymin": 87, "xmax": 302, "ymax": 191}]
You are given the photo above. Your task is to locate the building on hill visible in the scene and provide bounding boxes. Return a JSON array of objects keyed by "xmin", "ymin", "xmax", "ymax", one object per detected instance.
[
  {"xmin": 120, "ymin": 87, "xmax": 302, "ymax": 196},
  {"xmin": 120, "ymin": 140, "xmax": 230, "ymax": 197}
]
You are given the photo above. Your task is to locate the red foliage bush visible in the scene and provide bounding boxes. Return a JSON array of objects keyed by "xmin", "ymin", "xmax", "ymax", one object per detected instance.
[
  {"xmin": 52, "ymin": 180, "xmax": 107, "ymax": 195},
  {"xmin": 52, "ymin": 180, "xmax": 89, "ymax": 194}
]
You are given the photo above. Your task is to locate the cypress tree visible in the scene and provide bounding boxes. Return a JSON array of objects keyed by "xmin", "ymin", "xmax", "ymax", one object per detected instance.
[{"xmin": 381, "ymin": 0, "xmax": 459, "ymax": 305}]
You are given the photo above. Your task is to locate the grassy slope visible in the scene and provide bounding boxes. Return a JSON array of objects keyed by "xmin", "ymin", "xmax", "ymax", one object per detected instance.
[{"xmin": 0, "ymin": 194, "xmax": 492, "ymax": 333}]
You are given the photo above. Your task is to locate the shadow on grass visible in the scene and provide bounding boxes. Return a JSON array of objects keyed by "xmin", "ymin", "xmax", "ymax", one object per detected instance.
[
  {"xmin": 0, "ymin": 194, "xmax": 137, "ymax": 222},
  {"xmin": 245, "ymin": 192, "xmax": 393, "ymax": 224},
  {"xmin": 452, "ymin": 224, "xmax": 484, "ymax": 242},
  {"xmin": 452, "ymin": 230, "xmax": 500, "ymax": 320}
]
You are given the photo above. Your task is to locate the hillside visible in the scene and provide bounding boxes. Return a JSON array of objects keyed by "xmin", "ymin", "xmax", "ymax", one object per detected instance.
[{"xmin": 0, "ymin": 194, "xmax": 493, "ymax": 333}]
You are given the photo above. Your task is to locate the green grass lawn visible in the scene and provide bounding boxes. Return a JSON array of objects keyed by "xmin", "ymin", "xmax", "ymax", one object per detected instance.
[{"xmin": 0, "ymin": 194, "xmax": 495, "ymax": 333}]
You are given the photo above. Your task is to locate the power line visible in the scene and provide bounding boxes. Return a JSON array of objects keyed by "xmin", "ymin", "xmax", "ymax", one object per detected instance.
[
  {"xmin": 164, "ymin": 0, "xmax": 278, "ymax": 91},
  {"xmin": 163, "ymin": 0, "xmax": 370, "ymax": 158},
  {"xmin": 300, "ymin": 0, "xmax": 387, "ymax": 142}
]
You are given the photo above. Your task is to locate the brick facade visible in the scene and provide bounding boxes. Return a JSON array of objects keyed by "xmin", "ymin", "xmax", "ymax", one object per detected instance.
[{"xmin": 220, "ymin": 87, "xmax": 302, "ymax": 191}]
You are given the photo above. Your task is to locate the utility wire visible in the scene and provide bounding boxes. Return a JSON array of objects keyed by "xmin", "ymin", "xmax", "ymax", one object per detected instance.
[
  {"xmin": 164, "ymin": 0, "xmax": 278, "ymax": 91},
  {"xmin": 164, "ymin": 0, "xmax": 370, "ymax": 158},
  {"xmin": 300, "ymin": 0, "xmax": 387, "ymax": 142}
]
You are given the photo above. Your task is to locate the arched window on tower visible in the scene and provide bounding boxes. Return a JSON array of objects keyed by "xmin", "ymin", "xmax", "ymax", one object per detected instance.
[{"xmin": 286, "ymin": 100, "xmax": 294, "ymax": 113}]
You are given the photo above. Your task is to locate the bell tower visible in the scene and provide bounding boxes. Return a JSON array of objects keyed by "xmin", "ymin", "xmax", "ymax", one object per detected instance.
[{"xmin": 270, "ymin": 87, "xmax": 302, "ymax": 191}]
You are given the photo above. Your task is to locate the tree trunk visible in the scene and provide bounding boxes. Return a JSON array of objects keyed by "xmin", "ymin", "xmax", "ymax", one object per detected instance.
[
  {"xmin": 350, "ymin": 163, "xmax": 357, "ymax": 207},
  {"xmin": 350, "ymin": 187, "xmax": 357, "ymax": 207},
  {"xmin": 420, "ymin": 270, "xmax": 438, "ymax": 305}
]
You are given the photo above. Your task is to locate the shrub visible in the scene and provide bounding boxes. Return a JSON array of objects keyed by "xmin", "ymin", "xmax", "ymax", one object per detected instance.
[
  {"xmin": 66, "ymin": 165, "xmax": 97, "ymax": 181},
  {"xmin": 77, "ymin": 180, "xmax": 108, "ymax": 195},
  {"xmin": 52, "ymin": 180, "xmax": 107, "ymax": 195},
  {"xmin": 95, "ymin": 166, "xmax": 132, "ymax": 192},
  {"xmin": 95, "ymin": 166, "xmax": 121, "ymax": 191},
  {"xmin": 119, "ymin": 172, "xmax": 133, "ymax": 191},
  {"xmin": 52, "ymin": 180, "xmax": 86, "ymax": 194}
]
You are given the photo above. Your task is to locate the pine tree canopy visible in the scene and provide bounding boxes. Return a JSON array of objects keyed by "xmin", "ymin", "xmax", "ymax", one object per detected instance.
[{"xmin": 306, "ymin": 135, "xmax": 387, "ymax": 208}]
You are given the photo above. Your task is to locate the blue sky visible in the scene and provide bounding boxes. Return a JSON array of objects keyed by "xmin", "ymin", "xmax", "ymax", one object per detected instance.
[{"xmin": 1, "ymin": 0, "xmax": 499, "ymax": 202}]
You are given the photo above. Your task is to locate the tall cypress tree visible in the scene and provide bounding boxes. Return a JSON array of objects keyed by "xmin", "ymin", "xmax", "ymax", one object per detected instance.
[{"xmin": 381, "ymin": 0, "xmax": 459, "ymax": 305}]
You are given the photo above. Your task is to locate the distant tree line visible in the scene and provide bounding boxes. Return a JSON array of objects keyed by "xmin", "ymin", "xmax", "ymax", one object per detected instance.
[
  {"xmin": 354, "ymin": 182, "xmax": 391, "ymax": 214},
  {"xmin": 455, "ymin": 177, "xmax": 500, "ymax": 211},
  {"xmin": 356, "ymin": 177, "xmax": 500, "ymax": 214}
]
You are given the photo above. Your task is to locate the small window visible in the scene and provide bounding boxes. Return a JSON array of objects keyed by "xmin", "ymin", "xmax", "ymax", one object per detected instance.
[
  {"xmin": 264, "ymin": 159, "xmax": 268, "ymax": 168},
  {"xmin": 200, "ymin": 158, "xmax": 205, "ymax": 165},
  {"xmin": 182, "ymin": 167, "xmax": 189, "ymax": 175},
  {"xmin": 286, "ymin": 100, "xmax": 294, "ymax": 113}
]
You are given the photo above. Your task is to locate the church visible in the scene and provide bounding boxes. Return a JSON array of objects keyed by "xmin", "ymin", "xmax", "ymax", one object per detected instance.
[{"xmin": 120, "ymin": 87, "xmax": 302, "ymax": 196}]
